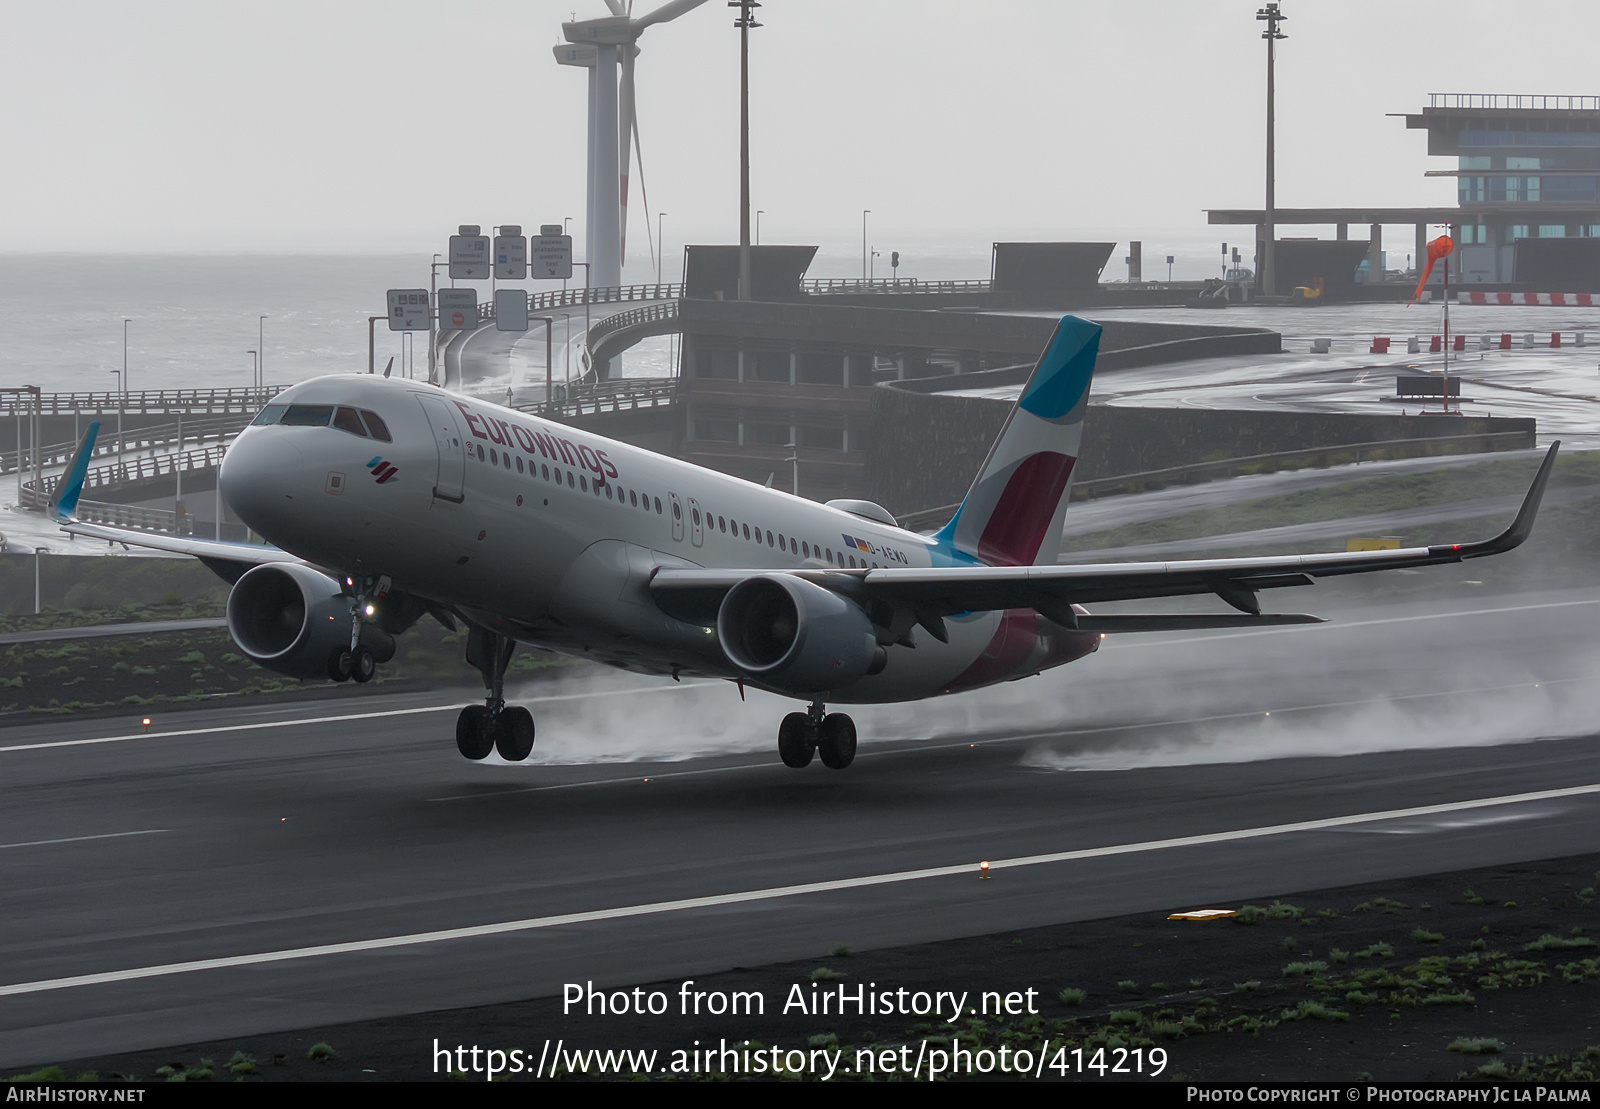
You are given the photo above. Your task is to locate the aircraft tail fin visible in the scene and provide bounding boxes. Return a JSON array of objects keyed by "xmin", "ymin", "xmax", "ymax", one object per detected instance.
[
  {"xmin": 933, "ymin": 315, "xmax": 1098, "ymax": 567},
  {"xmin": 49, "ymin": 421, "xmax": 99, "ymax": 522}
]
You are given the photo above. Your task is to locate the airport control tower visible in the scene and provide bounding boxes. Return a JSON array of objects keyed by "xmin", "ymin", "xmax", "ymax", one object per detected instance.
[{"xmin": 1406, "ymin": 93, "xmax": 1600, "ymax": 284}]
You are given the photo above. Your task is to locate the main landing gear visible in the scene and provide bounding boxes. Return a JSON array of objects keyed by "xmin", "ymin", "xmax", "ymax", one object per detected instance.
[
  {"xmin": 456, "ymin": 627, "xmax": 535, "ymax": 762},
  {"xmin": 777, "ymin": 701, "xmax": 857, "ymax": 770}
]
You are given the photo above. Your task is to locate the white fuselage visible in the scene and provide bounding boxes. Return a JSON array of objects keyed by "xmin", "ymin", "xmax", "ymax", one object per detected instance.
[{"xmin": 220, "ymin": 376, "xmax": 1097, "ymax": 704}]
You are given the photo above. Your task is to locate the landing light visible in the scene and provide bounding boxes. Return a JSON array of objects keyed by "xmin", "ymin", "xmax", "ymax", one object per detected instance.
[{"xmin": 364, "ymin": 604, "xmax": 376, "ymax": 617}]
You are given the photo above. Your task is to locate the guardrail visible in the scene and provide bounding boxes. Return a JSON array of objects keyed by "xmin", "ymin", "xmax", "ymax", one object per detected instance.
[
  {"xmin": 66, "ymin": 498, "xmax": 249, "ymax": 540},
  {"xmin": 1, "ymin": 414, "xmax": 248, "ymax": 477},
  {"xmin": 894, "ymin": 431, "xmax": 1536, "ymax": 532},
  {"xmin": 0, "ymin": 386, "xmax": 285, "ymax": 418},
  {"xmin": 801, "ymin": 277, "xmax": 992, "ymax": 296},
  {"xmin": 512, "ymin": 377, "xmax": 678, "ymax": 421},
  {"xmin": 585, "ymin": 301, "xmax": 680, "ymax": 350},
  {"xmin": 455, "ymin": 276, "xmax": 1000, "ymax": 331},
  {"xmin": 1428, "ymin": 93, "xmax": 1600, "ymax": 111},
  {"xmin": 22, "ymin": 443, "xmax": 227, "ymax": 507}
]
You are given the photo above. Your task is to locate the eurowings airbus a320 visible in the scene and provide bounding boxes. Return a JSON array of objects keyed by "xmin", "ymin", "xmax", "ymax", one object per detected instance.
[{"xmin": 51, "ymin": 315, "xmax": 1557, "ymax": 770}]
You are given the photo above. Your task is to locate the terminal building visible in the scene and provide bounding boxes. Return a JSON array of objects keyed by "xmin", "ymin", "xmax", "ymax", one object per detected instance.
[
  {"xmin": 1210, "ymin": 93, "xmax": 1600, "ymax": 291},
  {"xmin": 1407, "ymin": 93, "xmax": 1600, "ymax": 284}
]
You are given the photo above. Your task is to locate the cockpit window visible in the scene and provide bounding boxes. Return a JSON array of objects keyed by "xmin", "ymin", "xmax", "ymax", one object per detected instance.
[
  {"xmin": 255, "ymin": 403, "xmax": 394, "ymax": 441},
  {"xmin": 361, "ymin": 410, "xmax": 392, "ymax": 442},
  {"xmin": 281, "ymin": 404, "xmax": 334, "ymax": 427},
  {"xmin": 332, "ymin": 406, "xmax": 368, "ymax": 437}
]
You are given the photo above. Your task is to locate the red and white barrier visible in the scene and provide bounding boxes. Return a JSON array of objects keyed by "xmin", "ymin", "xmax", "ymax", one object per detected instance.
[
  {"xmin": 1457, "ymin": 291, "xmax": 1600, "ymax": 306},
  {"xmin": 1366, "ymin": 331, "xmax": 1587, "ymax": 352}
]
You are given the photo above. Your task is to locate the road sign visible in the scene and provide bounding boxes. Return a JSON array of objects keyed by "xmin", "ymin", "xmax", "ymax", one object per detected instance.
[
  {"xmin": 495, "ymin": 288, "xmax": 528, "ymax": 332},
  {"xmin": 495, "ymin": 233, "xmax": 528, "ymax": 280},
  {"xmin": 532, "ymin": 234, "xmax": 573, "ymax": 280},
  {"xmin": 540, "ymin": 224, "xmax": 563, "ymax": 236},
  {"xmin": 438, "ymin": 289, "xmax": 478, "ymax": 332},
  {"xmin": 386, "ymin": 288, "xmax": 430, "ymax": 331},
  {"xmin": 449, "ymin": 232, "xmax": 489, "ymax": 279}
]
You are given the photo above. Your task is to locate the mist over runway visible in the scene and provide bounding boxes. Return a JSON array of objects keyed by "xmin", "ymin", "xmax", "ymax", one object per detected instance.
[{"xmin": 3, "ymin": 584, "xmax": 1599, "ymax": 1067}]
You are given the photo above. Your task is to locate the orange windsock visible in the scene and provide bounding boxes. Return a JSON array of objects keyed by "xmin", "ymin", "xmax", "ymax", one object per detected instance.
[{"xmin": 1407, "ymin": 235, "xmax": 1455, "ymax": 306}]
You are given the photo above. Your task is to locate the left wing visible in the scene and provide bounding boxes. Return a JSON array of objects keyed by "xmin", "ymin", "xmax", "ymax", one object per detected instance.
[{"xmin": 651, "ymin": 442, "xmax": 1558, "ymax": 632}]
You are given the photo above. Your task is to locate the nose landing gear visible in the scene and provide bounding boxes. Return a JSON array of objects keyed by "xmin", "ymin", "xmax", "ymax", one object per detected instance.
[
  {"xmin": 777, "ymin": 701, "xmax": 857, "ymax": 770},
  {"xmin": 456, "ymin": 626, "xmax": 536, "ymax": 761}
]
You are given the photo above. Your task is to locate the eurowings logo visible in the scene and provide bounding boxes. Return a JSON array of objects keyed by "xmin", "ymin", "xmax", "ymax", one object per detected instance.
[{"xmin": 367, "ymin": 456, "xmax": 399, "ymax": 484}]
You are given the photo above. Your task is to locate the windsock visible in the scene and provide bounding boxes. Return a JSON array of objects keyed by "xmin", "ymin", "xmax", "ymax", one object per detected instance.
[{"xmin": 1408, "ymin": 235, "xmax": 1454, "ymax": 306}]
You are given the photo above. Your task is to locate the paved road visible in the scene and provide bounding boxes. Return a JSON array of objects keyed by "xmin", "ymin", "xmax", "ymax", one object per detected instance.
[
  {"xmin": 3, "ymin": 585, "xmax": 1599, "ymax": 1067},
  {"xmin": 0, "ymin": 618, "xmax": 226, "ymax": 646}
]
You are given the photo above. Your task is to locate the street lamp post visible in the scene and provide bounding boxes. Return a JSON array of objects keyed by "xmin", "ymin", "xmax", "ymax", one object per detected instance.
[
  {"xmin": 108, "ymin": 369, "xmax": 123, "ymax": 483},
  {"xmin": 560, "ymin": 313, "xmax": 573, "ymax": 394},
  {"xmin": 657, "ymin": 211, "xmax": 667, "ymax": 285},
  {"xmin": 428, "ymin": 254, "xmax": 448, "ymax": 385},
  {"xmin": 122, "ymin": 319, "xmax": 131, "ymax": 396},
  {"xmin": 732, "ymin": 0, "xmax": 761, "ymax": 302},
  {"xmin": 248, "ymin": 350, "xmax": 258, "ymax": 390},
  {"xmin": 572, "ymin": 262, "xmax": 592, "ymax": 384},
  {"xmin": 34, "ymin": 546, "xmax": 47, "ymax": 614},
  {"xmin": 756, "ymin": 210, "xmax": 764, "ymax": 245},
  {"xmin": 533, "ymin": 316, "xmax": 555, "ymax": 407},
  {"xmin": 1257, "ymin": 3, "xmax": 1287, "ymax": 298},
  {"xmin": 784, "ymin": 442, "xmax": 798, "ymax": 496},
  {"xmin": 861, "ymin": 210, "xmax": 871, "ymax": 280},
  {"xmin": 258, "ymin": 315, "xmax": 267, "ymax": 388}
]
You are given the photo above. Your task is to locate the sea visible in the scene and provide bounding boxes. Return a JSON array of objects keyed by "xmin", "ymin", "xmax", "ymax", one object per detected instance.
[{"xmin": 0, "ymin": 230, "xmax": 1245, "ymax": 396}]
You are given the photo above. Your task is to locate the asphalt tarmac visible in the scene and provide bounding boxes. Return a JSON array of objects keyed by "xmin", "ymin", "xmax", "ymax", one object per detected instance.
[{"xmin": 4, "ymin": 583, "xmax": 1599, "ymax": 1068}]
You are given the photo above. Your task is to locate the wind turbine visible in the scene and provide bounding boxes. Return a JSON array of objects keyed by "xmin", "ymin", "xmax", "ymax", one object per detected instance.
[{"xmin": 556, "ymin": 0, "xmax": 709, "ymax": 290}]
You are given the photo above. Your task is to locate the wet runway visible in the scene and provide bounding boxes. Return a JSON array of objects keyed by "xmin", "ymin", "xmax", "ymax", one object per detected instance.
[{"xmin": 4, "ymin": 584, "xmax": 1600, "ymax": 1066}]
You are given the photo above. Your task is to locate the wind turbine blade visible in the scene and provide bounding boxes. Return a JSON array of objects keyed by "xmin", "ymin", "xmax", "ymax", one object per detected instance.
[
  {"xmin": 632, "ymin": 0, "xmax": 710, "ymax": 32},
  {"xmin": 618, "ymin": 47, "xmax": 636, "ymax": 267},
  {"xmin": 603, "ymin": 0, "xmax": 627, "ymax": 17},
  {"xmin": 633, "ymin": 108, "xmax": 656, "ymax": 276}
]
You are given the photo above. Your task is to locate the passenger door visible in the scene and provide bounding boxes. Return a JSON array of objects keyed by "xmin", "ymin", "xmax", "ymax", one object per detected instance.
[
  {"xmin": 416, "ymin": 395, "xmax": 465, "ymax": 503},
  {"xmin": 687, "ymin": 496, "xmax": 704, "ymax": 547}
]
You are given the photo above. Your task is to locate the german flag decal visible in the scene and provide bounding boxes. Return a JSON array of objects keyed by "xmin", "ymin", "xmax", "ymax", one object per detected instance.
[{"xmin": 367, "ymin": 456, "xmax": 399, "ymax": 484}]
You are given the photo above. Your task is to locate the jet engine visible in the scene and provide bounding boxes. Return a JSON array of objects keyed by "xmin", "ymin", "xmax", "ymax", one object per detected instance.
[
  {"xmin": 226, "ymin": 563, "xmax": 393, "ymax": 680},
  {"xmin": 716, "ymin": 575, "xmax": 885, "ymax": 693}
]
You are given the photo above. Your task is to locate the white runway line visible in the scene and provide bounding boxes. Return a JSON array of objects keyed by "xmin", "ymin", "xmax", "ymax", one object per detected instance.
[
  {"xmin": 0, "ymin": 829, "xmax": 168, "ymax": 851},
  {"xmin": 4, "ymin": 782, "xmax": 1598, "ymax": 998},
  {"xmin": 0, "ymin": 684, "xmax": 718, "ymax": 755}
]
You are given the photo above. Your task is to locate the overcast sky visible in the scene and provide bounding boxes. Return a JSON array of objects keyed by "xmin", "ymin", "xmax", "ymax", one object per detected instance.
[{"xmin": 1, "ymin": 1, "xmax": 1595, "ymax": 257}]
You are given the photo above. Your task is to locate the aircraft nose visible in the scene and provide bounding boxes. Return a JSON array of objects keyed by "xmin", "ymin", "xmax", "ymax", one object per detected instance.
[{"xmin": 219, "ymin": 431, "xmax": 304, "ymax": 535}]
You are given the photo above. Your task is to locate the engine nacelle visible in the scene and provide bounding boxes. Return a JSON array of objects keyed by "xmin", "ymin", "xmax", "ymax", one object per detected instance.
[
  {"xmin": 716, "ymin": 575, "xmax": 884, "ymax": 693},
  {"xmin": 226, "ymin": 563, "xmax": 392, "ymax": 680}
]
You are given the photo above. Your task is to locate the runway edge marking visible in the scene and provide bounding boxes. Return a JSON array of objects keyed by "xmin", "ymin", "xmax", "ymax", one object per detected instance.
[{"xmin": 5, "ymin": 781, "xmax": 1600, "ymax": 998}]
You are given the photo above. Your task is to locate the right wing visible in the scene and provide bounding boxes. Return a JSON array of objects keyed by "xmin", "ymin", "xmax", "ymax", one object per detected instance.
[{"xmin": 650, "ymin": 442, "xmax": 1558, "ymax": 635}]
